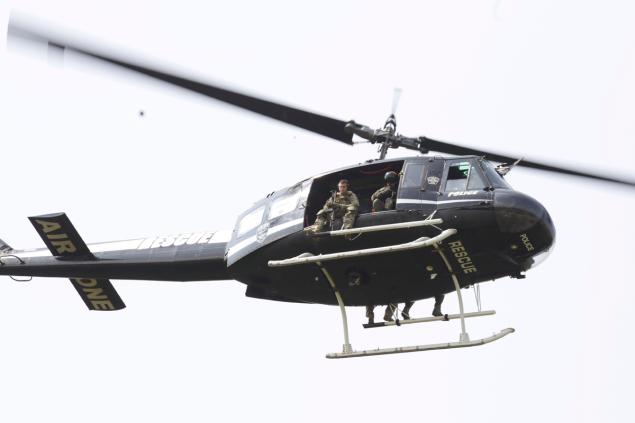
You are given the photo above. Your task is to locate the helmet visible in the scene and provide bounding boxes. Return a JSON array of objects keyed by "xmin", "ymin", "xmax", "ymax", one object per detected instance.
[{"xmin": 384, "ymin": 171, "xmax": 398, "ymax": 183}]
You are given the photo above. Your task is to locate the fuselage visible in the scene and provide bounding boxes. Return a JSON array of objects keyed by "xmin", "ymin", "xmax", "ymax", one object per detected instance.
[
  {"xmin": 226, "ymin": 155, "xmax": 555, "ymax": 305},
  {"xmin": 0, "ymin": 155, "xmax": 555, "ymax": 307}
]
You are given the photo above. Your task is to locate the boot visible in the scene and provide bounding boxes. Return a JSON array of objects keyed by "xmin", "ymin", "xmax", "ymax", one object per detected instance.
[
  {"xmin": 384, "ymin": 304, "xmax": 396, "ymax": 322},
  {"xmin": 401, "ymin": 301, "xmax": 414, "ymax": 320},
  {"xmin": 432, "ymin": 303, "xmax": 443, "ymax": 317},
  {"xmin": 432, "ymin": 294, "xmax": 444, "ymax": 317},
  {"xmin": 365, "ymin": 305, "xmax": 375, "ymax": 324}
]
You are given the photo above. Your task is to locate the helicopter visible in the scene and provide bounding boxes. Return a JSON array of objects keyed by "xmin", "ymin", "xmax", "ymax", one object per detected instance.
[{"xmin": 2, "ymin": 21, "xmax": 634, "ymax": 359}]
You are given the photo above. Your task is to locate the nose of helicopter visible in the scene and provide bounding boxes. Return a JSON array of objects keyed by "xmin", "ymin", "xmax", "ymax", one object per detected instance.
[{"xmin": 493, "ymin": 190, "xmax": 556, "ymax": 268}]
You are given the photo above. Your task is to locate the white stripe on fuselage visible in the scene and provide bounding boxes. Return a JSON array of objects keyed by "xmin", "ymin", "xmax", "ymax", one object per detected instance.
[
  {"xmin": 397, "ymin": 198, "xmax": 483, "ymax": 205},
  {"xmin": 4, "ymin": 229, "xmax": 232, "ymax": 259}
]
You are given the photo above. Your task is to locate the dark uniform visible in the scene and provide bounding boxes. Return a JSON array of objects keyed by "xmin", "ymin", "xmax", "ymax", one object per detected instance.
[
  {"xmin": 367, "ymin": 295, "xmax": 444, "ymax": 323},
  {"xmin": 368, "ymin": 301, "xmax": 414, "ymax": 323},
  {"xmin": 309, "ymin": 190, "xmax": 359, "ymax": 233}
]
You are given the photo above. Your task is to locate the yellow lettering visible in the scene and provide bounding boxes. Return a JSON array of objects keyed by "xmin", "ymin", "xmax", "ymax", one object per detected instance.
[
  {"xmin": 36, "ymin": 220, "xmax": 61, "ymax": 234},
  {"xmin": 46, "ymin": 233, "xmax": 68, "ymax": 240},
  {"xmin": 463, "ymin": 267, "xmax": 477, "ymax": 274},
  {"xmin": 455, "ymin": 251, "xmax": 468, "ymax": 257},
  {"xmin": 458, "ymin": 257, "xmax": 471, "ymax": 264},
  {"xmin": 74, "ymin": 278, "xmax": 98, "ymax": 287},
  {"xmin": 448, "ymin": 241, "xmax": 462, "ymax": 248},
  {"xmin": 451, "ymin": 247, "xmax": 465, "ymax": 253},
  {"xmin": 91, "ymin": 300, "xmax": 115, "ymax": 310},
  {"xmin": 84, "ymin": 287, "xmax": 107, "ymax": 300},
  {"xmin": 52, "ymin": 239, "xmax": 76, "ymax": 254}
]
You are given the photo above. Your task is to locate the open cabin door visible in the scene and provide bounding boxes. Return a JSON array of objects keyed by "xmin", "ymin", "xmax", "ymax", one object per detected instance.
[{"xmin": 304, "ymin": 160, "xmax": 405, "ymax": 229}]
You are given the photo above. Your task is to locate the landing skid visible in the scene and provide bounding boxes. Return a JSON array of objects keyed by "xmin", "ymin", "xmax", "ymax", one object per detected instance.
[
  {"xmin": 268, "ymin": 225, "xmax": 514, "ymax": 358},
  {"xmin": 326, "ymin": 328, "xmax": 515, "ymax": 359}
]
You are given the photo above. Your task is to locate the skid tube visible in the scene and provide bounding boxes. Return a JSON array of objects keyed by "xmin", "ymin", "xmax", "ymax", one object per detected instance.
[{"xmin": 326, "ymin": 328, "xmax": 515, "ymax": 359}]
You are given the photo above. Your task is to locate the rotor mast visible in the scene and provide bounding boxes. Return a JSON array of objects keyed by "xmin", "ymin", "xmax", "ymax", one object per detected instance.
[{"xmin": 344, "ymin": 120, "xmax": 430, "ymax": 159}]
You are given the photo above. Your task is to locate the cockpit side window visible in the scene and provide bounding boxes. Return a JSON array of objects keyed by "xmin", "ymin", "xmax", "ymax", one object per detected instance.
[{"xmin": 445, "ymin": 161, "xmax": 486, "ymax": 192}]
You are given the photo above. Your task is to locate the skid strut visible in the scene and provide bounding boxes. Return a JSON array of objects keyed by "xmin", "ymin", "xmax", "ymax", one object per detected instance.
[
  {"xmin": 434, "ymin": 242, "xmax": 470, "ymax": 342},
  {"xmin": 316, "ymin": 262, "xmax": 353, "ymax": 354}
]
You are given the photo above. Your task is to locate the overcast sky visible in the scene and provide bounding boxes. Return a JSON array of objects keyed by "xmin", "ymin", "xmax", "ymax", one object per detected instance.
[{"xmin": 1, "ymin": 1, "xmax": 635, "ymax": 422}]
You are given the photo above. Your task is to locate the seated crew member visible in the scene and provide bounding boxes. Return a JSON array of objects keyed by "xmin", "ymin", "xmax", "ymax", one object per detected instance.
[
  {"xmin": 305, "ymin": 179, "xmax": 359, "ymax": 233},
  {"xmin": 371, "ymin": 171, "xmax": 398, "ymax": 212}
]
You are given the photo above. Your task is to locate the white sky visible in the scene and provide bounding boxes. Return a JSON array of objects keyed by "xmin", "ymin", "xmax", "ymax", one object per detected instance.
[{"xmin": 1, "ymin": 1, "xmax": 635, "ymax": 422}]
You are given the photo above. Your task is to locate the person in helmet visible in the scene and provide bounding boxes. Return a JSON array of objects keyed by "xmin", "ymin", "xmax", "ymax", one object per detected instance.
[
  {"xmin": 371, "ymin": 171, "xmax": 399, "ymax": 212},
  {"xmin": 305, "ymin": 179, "xmax": 359, "ymax": 234}
]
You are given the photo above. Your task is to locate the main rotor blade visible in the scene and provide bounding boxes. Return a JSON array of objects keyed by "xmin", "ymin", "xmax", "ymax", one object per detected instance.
[
  {"xmin": 8, "ymin": 22, "xmax": 354, "ymax": 145},
  {"xmin": 419, "ymin": 136, "xmax": 635, "ymax": 187}
]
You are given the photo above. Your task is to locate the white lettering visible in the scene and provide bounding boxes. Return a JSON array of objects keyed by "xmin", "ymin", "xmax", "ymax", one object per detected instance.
[
  {"xmin": 137, "ymin": 231, "xmax": 219, "ymax": 250},
  {"xmin": 198, "ymin": 232, "xmax": 215, "ymax": 244},
  {"xmin": 448, "ymin": 190, "xmax": 478, "ymax": 197},
  {"xmin": 174, "ymin": 233, "xmax": 192, "ymax": 247}
]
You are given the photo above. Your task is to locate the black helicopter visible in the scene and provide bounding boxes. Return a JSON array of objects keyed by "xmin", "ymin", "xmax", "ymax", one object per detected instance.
[{"xmin": 2, "ymin": 22, "xmax": 634, "ymax": 358}]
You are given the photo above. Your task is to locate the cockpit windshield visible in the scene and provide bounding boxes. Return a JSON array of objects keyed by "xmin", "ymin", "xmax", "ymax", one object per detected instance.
[{"xmin": 481, "ymin": 160, "xmax": 513, "ymax": 189}]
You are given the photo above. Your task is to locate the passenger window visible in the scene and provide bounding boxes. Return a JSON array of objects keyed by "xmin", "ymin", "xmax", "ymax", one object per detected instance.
[
  {"xmin": 401, "ymin": 163, "xmax": 425, "ymax": 188},
  {"xmin": 445, "ymin": 161, "xmax": 486, "ymax": 192}
]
